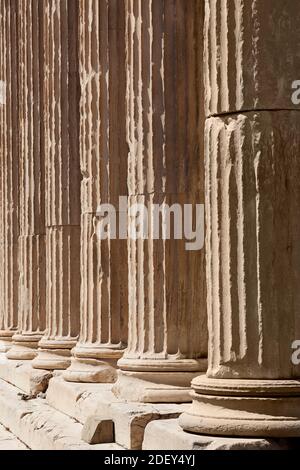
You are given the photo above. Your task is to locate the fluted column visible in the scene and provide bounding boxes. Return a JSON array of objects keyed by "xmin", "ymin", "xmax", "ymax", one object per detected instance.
[
  {"xmin": 63, "ymin": 0, "xmax": 128, "ymax": 383},
  {"xmin": 112, "ymin": 0, "xmax": 207, "ymax": 403},
  {"xmin": 0, "ymin": 0, "xmax": 19, "ymax": 352},
  {"xmin": 7, "ymin": 0, "xmax": 46, "ymax": 360},
  {"xmin": 180, "ymin": 0, "xmax": 300, "ymax": 436},
  {"xmin": 32, "ymin": 0, "xmax": 80, "ymax": 370}
]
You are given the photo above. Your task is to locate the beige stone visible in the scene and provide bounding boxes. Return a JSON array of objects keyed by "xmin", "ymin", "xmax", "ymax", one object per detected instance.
[
  {"xmin": 143, "ymin": 419, "xmax": 296, "ymax": 450},
  {"xmin": 204, "ymin": 0, "xmax": 300, "ymax": 115},
  {"xmin": 46, "ymin": 376, "xmax": 189, "ymax": 450},
  {"xmin": 0, "ymin": 0, "xmax": 19, "ymax": 353},
  {"xmin": 46, "ymin": 376, "xmax": 115, "ymax": 423},
  {"xmin": 0, "ymin": 423, "xmax": 28, "ymax": 450},
  {"xmin": 0, "ymin": 353, "xmax": 52, "ymax": 396},
  {"xmin": 7, "ymin": 0, "xmax": 46, "ymax": 360},
  {"xmin": 115, "ymin": 0, "xmax": 207, "ymax": 403},
  {"xmin": 180, "ymin": 113, "xmax": 300, "ymax": 436},
  {"xmin": 63, "ymin": 0, "xmax": 128, "ymax": 383},
  {"xmin": 32, "ymin": 0, "xmax": 81, "ymax": 371},
  {"xmin": 2, "ymin": 0, "xmax": 300, "ymax": 452},
  {"xmin": 81, "ymin": 417, "xmax": 114, "ymax": 445},
  {"xmin": 180, "ymin": 0, "xmax": 300, "ymax": 440},
  {"xmin": 0, "ymin": 377, "xmax": 124, "ymax": 450}
]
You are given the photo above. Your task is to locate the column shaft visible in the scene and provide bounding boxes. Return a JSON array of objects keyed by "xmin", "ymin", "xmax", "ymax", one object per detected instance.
[
  {"xmin": 113, "ymin": 0, "xmax": 207, "ymax": 403},
  {"xmin": 32, "ymin": 0, "xmax": 81, "ymax": 370},
  {"xmin": 0, "ymin": 0, "xmax": 19, "ymax": 351},
  {"xmin": 7, "ymin": 0, "xmax": 46, "ymax": 360},
  {"xmin": 180, "ymin": 0, "xmax": 300, "ymax": 437},
  {"xmin": 64, "ymin": 0, "xmax": 128, "ymax": 383}
]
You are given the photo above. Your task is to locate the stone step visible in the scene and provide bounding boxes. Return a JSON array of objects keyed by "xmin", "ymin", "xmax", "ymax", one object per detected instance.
[
  {"xmin": 0, "ymin": 378, "xmax": 124, "ymax": 450},
  {"xmin": 0, "ymin": 423, "xmax": 28, "ymax": 450},
  {"xmin": 46, "ymin": 376, "xmax": 189, "ymax": 450},
  {"xmin": 142, "ymin": 419, "xmax": 298, "ymax": 450}
]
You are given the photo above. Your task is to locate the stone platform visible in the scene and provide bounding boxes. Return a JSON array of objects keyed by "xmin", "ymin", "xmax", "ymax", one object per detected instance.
[
  {"xmin": 0, "ymin": 378, "xmax": 124, "ymax": 450},
  {"xmin": 0, "ymin": 423, "xmax": 28, "ymax": 450},
  {"xmin": 46, "ymin": 376, "xmax": 189, "ymax": 449},
  {"xmin": 0, "ymin": 372, "xmax": 299, "ymax": 450},
  {"xmin": 0, "ymin": 353, "xmax": 52, "ymax": 396},
  {"xmin": 142, "ymin": 419, "xmax": 300, "ymax": 450}
]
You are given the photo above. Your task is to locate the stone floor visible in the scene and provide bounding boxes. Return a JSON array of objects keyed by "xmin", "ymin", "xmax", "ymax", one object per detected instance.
[{"xmin": 0, "ymin": 368, "xmax": 299, "ymax": 450}]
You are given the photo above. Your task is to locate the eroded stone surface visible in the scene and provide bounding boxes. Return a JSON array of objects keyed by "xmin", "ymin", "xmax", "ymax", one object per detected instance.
[
  {"xmin": 143, "ymin": 419, "xmax": 298, "ymax": 450},
  {"xmin": 81, "ymin": 417, "xmax": 114, "ymax": 445},
  {"xmin": 0, "ymin": 353, "xmax": 52, "ymax": 396},
  {"xmin": 0, "ymin": 423, "xmax": 28, "ymax": 450},
  {"xmin": 204, "ymin": 0, "xmax": 300, "ymax": 115},
  {"xmin": 0, "ymin": 378, "xmax": 124, "ymax": 450},
  {"xmin": 115, "ymin": 0, "xmax": 207, "ymax": 403},
  {"xmin": 46, "ymin": 376, "xmax": 189, "ymax": 450},
  {"xmin": 6, "ymin": 0, "xmax": 46, "ymax": 361},
  {"xmin": 32, "ymin": 0, "xmax": 80, "ymax": 371},
  {"xmin": 181, "ymin": 0, "xmax": 300, "ymax": 439},
  {"xmin": 0, "ymin": 0, "xmax": 18, "ymax": 350},
  {"xmin": 63, "ymin": 0, "xmax": 128, "ymax": 383}
]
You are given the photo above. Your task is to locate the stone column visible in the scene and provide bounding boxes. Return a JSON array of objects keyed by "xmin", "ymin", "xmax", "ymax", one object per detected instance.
[
  {"xmin": 7, "ymin": 0, "xmax": 46, "ymax": 360},
  {"xmin": 0, "ymin": 0, "xmax": 19, "ymax": 352},
  {"xmin": 180, "ymin": 0, "xmax": 300, "ymax": 436},
  {"xmin": 32, "ymin": 0, "xmax": 81, "ymax": 370},
  {"xmin": 63, "ymin": 0, "xmax": 128, "ymax": 383},
  {"xmin": 112, "ymin": 0, "xmax": 207, "ymax": 403}
]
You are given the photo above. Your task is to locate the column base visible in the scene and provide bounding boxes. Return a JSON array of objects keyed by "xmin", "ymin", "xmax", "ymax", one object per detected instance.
[
  {"xmin": 32, "ymin": 338, "xmax": 77, "ymax": 370},
  {"xmin": 113, "ymin": 357, "xmax": 207, "ymax": 403},
  {"xmin": 179, "ymin": 376, "xmax": 300, "ymax": 437},
  {"xmin": 0, "ymin": 330, "xmax": 14, "ymax": 352},
  {"xmin": 6, "ymin": 334, "xmax": 43, "ymax": 360},
  {"xmin": 63, "ymin": 345, "xmax": 124, "ymax": 383}
]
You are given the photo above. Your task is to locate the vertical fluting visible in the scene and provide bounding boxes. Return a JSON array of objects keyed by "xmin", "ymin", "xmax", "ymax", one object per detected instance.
[
  {"xmin": 0, "ymin": 0, "xmax": 19, "ymax": 351},
  {"xmin": 180, "ymin": 0, "xmax": 300, "ymax": 437},
  {"xmin": 205, "ymin": 112, "xmax": 300, "ymax": 379},
  {"xmin": 114, "ymin": 0, "xmax": 207, "ymax": 402},
  {"xmin": 32, "ymin": 0, "xmax": 81, "ymax": 370},
  {"xmin": 64, "ymin": 0, "xmax": 128, "ymax": 383},
  {"xmin": 7, "ymin": 0, "xmax": 46, "ymax": 360}
]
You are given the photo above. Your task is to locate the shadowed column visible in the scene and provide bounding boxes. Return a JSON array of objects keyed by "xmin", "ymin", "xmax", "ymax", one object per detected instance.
[
  {"xmin": 7, "ymin": 0, "xmax": 46, "ymax": 360},
  {"xmin": 63, "ymin": 0, "xmax": 128, "ymax": 383},
  {"xmin": 32, "ymin": 0, "xmax": 81, "ymax": 370},
  {"xmin": 0, "ymin": 0, "xmax": 19, "ymax": 352},
  {"xmin": 112, "ymin": 0, "xmax": 207, "ymax": 403}
]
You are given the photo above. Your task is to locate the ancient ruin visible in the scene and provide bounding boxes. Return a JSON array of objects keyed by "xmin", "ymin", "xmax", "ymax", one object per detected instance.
[{"xmin": 0, "ymin": 0, "xmax": 300, "ymax": 451}]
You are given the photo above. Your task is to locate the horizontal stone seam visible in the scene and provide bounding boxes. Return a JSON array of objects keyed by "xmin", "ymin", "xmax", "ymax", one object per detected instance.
[
  {"xmin": 45, "ymin": 225, "xmax": 80, "ymax": 229},
  {"xmin": 207, "ymin": 108, "xmax": 300, "ymax": 119}
]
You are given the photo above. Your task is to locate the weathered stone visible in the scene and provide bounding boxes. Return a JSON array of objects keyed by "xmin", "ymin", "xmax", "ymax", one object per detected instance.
[
  {"xmin": 143, "ymin": 419, "xmax": 298, "ymax": 450},
  {"xmin": 46, "ymin": 376, "xmax": 188, "ymax": 450},
  {"xmin": 181, "ymin": 0, "xmax": 300, "ymax": 437},
  {"xmin": 5, "ymin": 0, "xmax": 46, "ymax": 361},
  {"xmin": 81, "ymin": 417, "xmax": 114, "ymax": 445},
  {"xmin": 204, "ymin": 0, "xmax": 300, "ymax": 115},
  {"xmin": 114, "ymin": 0, "xmax": 207, "ymax": 403},
  {"xmin": 0, "ymin": 0, "xmax": 18, "ymax": 353},
  {"xmin": 63, "ymin": 0, "xmax": 128, "ymax": 383},
  {"xmin": 0, "ymin": 353, "xmax": 52, "ymax": 396},
  {"xmin": 32, "ymin": 0, "xmax": 81, "ymax": 370},
  {"xmin": 0, "ymin": 423, "xmax": 28, "ymax": 450},
  {"xmin": 0, "ymin": 377, "xmax": 124, "ymax": 450}
]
